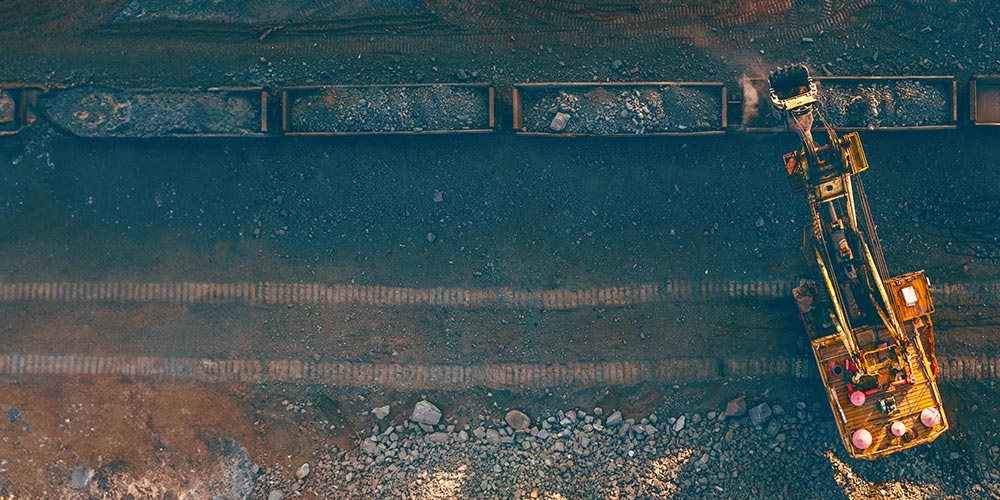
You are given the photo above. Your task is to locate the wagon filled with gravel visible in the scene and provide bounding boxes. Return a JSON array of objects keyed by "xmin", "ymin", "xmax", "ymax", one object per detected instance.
[
  {"xmin": 1, "ymin": 83, "xmax": 55, "ymax": 136},
  {"xmin": 282, "ymin": 83, "xmax": 496, "ymax": 135},
  {"xmin": 513, "ymin": 82, "xmax": 726, "ymax": 136},
  {"xmin": 743, "ymin": 76, "xmax": 956, "ymax": 131},
  {"xmin": 39, "ymin": 87, "xmax": 273, "ymax": 138}
]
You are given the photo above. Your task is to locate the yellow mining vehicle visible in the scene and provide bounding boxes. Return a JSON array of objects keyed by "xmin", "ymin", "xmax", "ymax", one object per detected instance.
[{"xmin": 768, "ymin": 64, "xmax": 947, "ymax": 459}]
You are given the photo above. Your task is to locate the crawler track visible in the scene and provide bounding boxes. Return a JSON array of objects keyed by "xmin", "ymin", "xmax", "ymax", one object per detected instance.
[
  {"xmin": 0, "ymin": 352, "xmax": 994, "ymax": 388},
  {"xmin": 0, "ymin": 279, "xmax": 994, "ymax": 308}
]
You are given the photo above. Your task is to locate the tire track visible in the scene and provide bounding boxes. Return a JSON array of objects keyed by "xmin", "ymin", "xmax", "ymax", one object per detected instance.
[
  {"xmin": 0, "ymin": 279, "xmax": 994, "ymax": 309},
  {"xmin": 0, "ymin": 352, "xmax": 993, "ymax": 388}
]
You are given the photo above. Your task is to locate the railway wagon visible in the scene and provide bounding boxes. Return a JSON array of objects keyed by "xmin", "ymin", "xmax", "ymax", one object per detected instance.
[
  {"xmin": 742, "ymin": 76, "xmax": 957, "ymax": 132},
  {"xmin": 513, "ymin": 82, "xmax": 726, "ymax": 137},
  {"xmin": 282, "ymin": 83, "xmax": 496, "ymax": 135}
]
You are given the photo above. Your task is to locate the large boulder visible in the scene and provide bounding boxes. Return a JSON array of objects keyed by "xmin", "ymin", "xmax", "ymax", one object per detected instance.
[
  {"xmin": 749, "ymin": 403, "xmax": 772, "ymax": 426},
  {"xmin": 410, "ymin": 400, "xmax": 442, "ymax": 426},
  {"xmin": 725, "ymin": 396, "xmax": 747, "ymax": 417},
  {"xmin": 505, "ymin": 410, "xmax": 531, "ymax": 431}
]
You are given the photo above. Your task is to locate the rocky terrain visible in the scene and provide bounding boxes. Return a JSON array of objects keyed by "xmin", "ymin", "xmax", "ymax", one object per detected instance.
[
  {"xmin": 287, "ymin": 85, "xmax": 492, "ymax": 133},
  {"xmin": 519, "ymin": 85, "xmax": 723, "ymax": 135},
  {"xmin": 251, "ymin": 395, "xmax": 996, "ymax": 499}
]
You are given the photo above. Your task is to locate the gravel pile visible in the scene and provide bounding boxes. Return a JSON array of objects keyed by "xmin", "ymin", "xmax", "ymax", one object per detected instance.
[
  {"xmin": 287, "ymin": 86, "xmax": 491, "ymax": 133},
  {"xmin": 519, "ymin": 85, "xmax": 723, "ymax": 135},
  {"xmin": 39, "ymin": 87, "xmax": 262, "ymax": 138},
  {"xmin": 817, "ymin": 80, "xmax": 952, "ymax": 129},
  {"xmin": 252, "ymin": 398, "xmax": 992, "ymax": 498}
]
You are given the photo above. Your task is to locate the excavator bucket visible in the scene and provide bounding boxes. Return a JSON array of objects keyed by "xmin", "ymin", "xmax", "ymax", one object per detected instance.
[{"xmin": 768, "ymin": 64, "xmax": 818, "ymax": 117}]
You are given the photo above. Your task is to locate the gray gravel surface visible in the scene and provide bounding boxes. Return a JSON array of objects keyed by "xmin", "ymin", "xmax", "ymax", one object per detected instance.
[
  {"xmin": 251, "ymin": 397, "xmax": 995, "ymax": 499},
  {"xmin": 520, "ymin": 85, "xmax": 723, "ymax": 135},
  {"xmin": 288, "ymin": 85, "xmax": 491, "ymax": 133},
  {"xmin": 39, "ymin": 87, "xmax": 262, "ymax": 138}
]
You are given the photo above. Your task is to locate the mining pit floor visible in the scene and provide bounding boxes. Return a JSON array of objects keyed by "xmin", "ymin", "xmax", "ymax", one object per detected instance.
[{"xmin": 1, "ymin": 1, "xmax": 999, "ymax": 498}]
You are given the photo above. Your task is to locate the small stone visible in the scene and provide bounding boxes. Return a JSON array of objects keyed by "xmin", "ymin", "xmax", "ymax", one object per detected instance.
[
  {"xmin": 433, "ymin": 190, "xmax": 444, "ymax": 203},
  {"xmin": 361, "ymin": 438, "xmax": 378, "ymax": 455},
  {"xmin": 473, "ymin": 427, "xmax": 487, "ymax": 439},
  {"xmin": 802, "ymin": 37, "xmax": 814, "ymax": 43},
  {"xmin": 7, "ymin": 408, "xmax": 20, "ymax": 423},
  {"xmin": 268, "ymin": 491, "xmax": 285, "ymax": 500},
  {"xmin": 726, "ymin": 396, "xmax": 747, "ymax": 417},
  {"xmin": 749, "ymin": 403, "xmax": 772, "ymax": 426},
  {"xmin": 458, "ymin": 430, "xmax": 469, "ymax": 441},
  {"xmin": 550, "ymin": 112, "xmax": 570, "ymax": 132},
  {"xmin": 766, "ymin": 420, "xmax": 781, "ymax": 437},
  {"xmin": 537, "ymin": 429, "xmax": 550, "ymax": 439},
  {"xmin": 606, "ymin": 411, "xmax": 623, "ymax": 426},
  {"xmin": 429, "ymin": 432, "xmax": 450, "ymax": 444},
  {"xmin": 372, "ymin": 405, "xmax": 390, "ymax": 420},
  {"xmin": 672, "ymin": 415, "xmax": 686, "ymax": 432},
  {"xmin": 295, "ymin": 463, "xmax": 310, "ymax": 480},
  {"xmin": 70, "ymin": 466, "xmax": 93, "ymax": 489},
  {"xmin": 593, "ymin": 407, "xmax": 603, "ymax": 416},
  {"xmin": 505, "ymin": 410, "xmax": 531, "ymax": 431},
  {"xmin": 707, "ymin": 411, "xmax": 717, "ymax": 420},
  {"xmin": 455, "ymin": 69, "xmax": 470, "ymax": 81},
  {"xmin": 411, "ymin": 400, "xmax": 442, "ymax": 426},
  {"xmin": 612, "ymin": 59, "xmax": 623, "ymax": 70},
  {"xmin": 426, "ymin": 232, "xmax": 437, "ymax": 243},
  {"xmin": 755, "ymin": 217, "xmax": 765, "ymax": 228}
]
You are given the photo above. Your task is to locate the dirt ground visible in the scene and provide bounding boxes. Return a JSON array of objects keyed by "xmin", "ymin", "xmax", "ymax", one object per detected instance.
[{"xmin": 1, "ymin": 0, "xmax": 999, "ymax": 496}]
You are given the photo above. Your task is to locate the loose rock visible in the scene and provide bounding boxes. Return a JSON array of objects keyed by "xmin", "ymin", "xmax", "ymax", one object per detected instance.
[
  {"xmin": 550, "ymin": 112, "xmax": 570, "ymax": 132},
  {"xmin": 505, "ymin": 410, "xmax": 531, "ymax": 432},
  {"xmin": 606, "ymin": 411, "xmax": 623, "ymax": 426},
  {"xmin": 726, "ymin": 396, "xmax": 747, "ymax": 417},
  {"xmin": 411, "ymin": 400, "xmax": 443, "ymax": 426},
  {"xmin": 372, "ymin": 405, "xmax": 390, "ymax": 420},
  {"xmin": 70, "ymin": 466, "xmax": 93, "ymax": 489},
  {"xmin": 749, "ymin": 403, "xmax": 772, "ymax": 426},
  {"xmin": 295, "ymin": 463, "xmax": 310, "ymax": 480}
]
